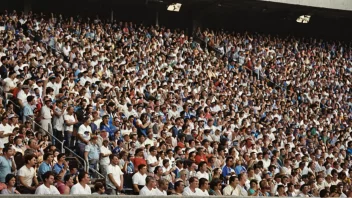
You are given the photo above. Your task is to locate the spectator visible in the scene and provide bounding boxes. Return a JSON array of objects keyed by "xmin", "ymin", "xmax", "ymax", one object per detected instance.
[
  {"xmin": 55, "ymin": 174, "xmax": 73, "ymax": 195},
  {"xmin": 155, "ymin": 178, "xmax": 168, "ymax": 195},
  {"xmin": 106, "ymin": 154, "xmax": 124, "ymax": 195},
  {"xmin": 37, "ymin": 152, "xmax": 53, "ymax": 179},
  {"xmin": 1, "ymin": 174, "xmax": 20, "ymax": 194},
  {"xmin": 0, "ymin": 147, "xmax": 15, "ymax": 183},
  {"xmin": 92, "ymin": 182, "xmax": 106, "ymax": 195},
  {"xmin": 17, "ymin": 154, "xmax": 38, "ymax": 194},
  {"xmin": 132, "ymin": 164, "xmax": 147, "ymax": 194},
  {"xmin": 100, "ymin": 139, "xmax": 112, "ymax": 176},
  {"xmin": 183, "ymin": 177, "xmax": 203, "ymax": 196},
  {"xmin": 139, "ymin": 176, "xmax": 157, "ymax": 195},
  {"xmin": 172, "ymin": 180, "xmax": 185, "ymax": 195},
  {"xmin": 232, "ymin": 173, "xmax": 248, "ymax": 196},
  {"xmin": 84, "ymin": 135, "xmax": 100, "ymax": 178},
  {"xmin": 70, "ymin": 171, "xmax": 91, "ymax": 194},
  {"xmin": 35, "ymin": 171, "xmax": 60, "ymax": 194},
  {"xmin": 209, "ymin": 178, "xmax": 222, "ymax": 195},
  {"xmin": 198, "ymin": 178, "xmax": 210, "ymax": 196},
  {"xmin": 52, "ymin": 153, "xmax": 69, "ymax": 178}
]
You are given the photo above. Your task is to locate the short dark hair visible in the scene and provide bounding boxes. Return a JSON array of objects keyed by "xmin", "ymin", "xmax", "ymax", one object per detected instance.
[
  {"xmin": 94, "ymin": 182, "xmax": 104, "ymax": 191},
  {"xmin": 43, "ymin": 171, "xmax": 55, "ymax": 182},
  {"xmin": 174, "ymin": 180, "xmax": 184, "ymax": 190},
  {"xmin": 138, "ymin": 164, "xmax": 146, "ymax": 171},
  {"xmin": 24, "ymin": 153, "xmax": 36, "ymax": 164},
  {"xmin": 189, "ymin": 176, "xmax": 198, "ymax": 184},
  {"xmin": 199, "ymin": 178, "xmax": 208, "ymax": 188},
  {"xmin": 5, "ymin": 174, "xmax": 16, "ymax": 184},
  {"xmin": 57, "ymin": 153, "xmax": 66, "ymax": 161},
  {"xmin": 43, "ymin": 152, "xmax": 53, "ymax": 161},
  {"xmin": 78, "ymin": 171, "xmax": 88, "ymax": 182},
  {"xmin": 27, "ymin": 95, "xmax": 35, "ymax": 103}
]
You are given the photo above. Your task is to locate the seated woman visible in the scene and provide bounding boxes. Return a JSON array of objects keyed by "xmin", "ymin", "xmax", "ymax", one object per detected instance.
[
  {"xmin": 1, "ymin": 174, "xmax": 20, "ymax": 194},
  {"xmin": 208, "ymin": 178, "xmax": 222, "ymax": 196}
]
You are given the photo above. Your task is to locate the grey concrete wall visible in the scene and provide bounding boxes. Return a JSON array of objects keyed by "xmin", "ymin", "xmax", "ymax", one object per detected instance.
[{"xmin": 259, "ymin": 0, "xmax": 352, "ymax": 11}]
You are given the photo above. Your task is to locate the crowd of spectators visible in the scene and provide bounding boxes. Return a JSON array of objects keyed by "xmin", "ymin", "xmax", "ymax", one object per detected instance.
[{"xmin": 0, "ymin": 9, "xmax": 351, "ymax": 197}]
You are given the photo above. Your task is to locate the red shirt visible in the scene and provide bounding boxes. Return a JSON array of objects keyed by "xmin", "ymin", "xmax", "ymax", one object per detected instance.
[
  {"xmin": 195, "ymin": 154, "xmax": 208, "ymax": 164},
  {"xmin": 131, "ymin": 157, "xmax": 147, "ymax": 172}
]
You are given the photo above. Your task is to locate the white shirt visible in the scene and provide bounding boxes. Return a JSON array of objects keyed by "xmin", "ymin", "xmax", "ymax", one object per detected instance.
[
  {"xmin": 35, "ymin": 184, "xmax": 60, "ymax": 194},
  {"xmin": 64, "ymin": 113, "xmax": 75, "ymax": 131},
  {"xmin": 0, "ymin": 123, "xmax": 13, "ymax": 144},
  {"xmin": 3, "ymin": 78, "xmax": 16, "ymax": 92},
  {"xmin": 132, "ymin": 172, "xmax": 147, "ymax": 186},
  {"xmin": 106, "ymin": 164, "xmax": 124, "ymax": 189},
  {"xmin": 41, "ymin": 105, "xmax": 52, "ymax": 119},
  {"xmin": 18, "ymin": 165, "xmax": 36, "ymax": 187},
  {"xmin": 70, "ymin": 183, "xmax": 92, "ymax": 194},
  {"xmin": 196, "ymin": 171, "xmax": 209, "ymax": 180},
  {"xmin": 147, "ymin": 155, "xmax": 158, "ymax": 173},
  {"xmin": 78, "ymin": 124, "xmax": 92, "ymax": 143},
  {"xmin": 155, "ymin": 188, "xmax": 167, "ymax": 196},
  {"xmin": 139, "ymin": 186, "xmax": 157, "ymax": 195},
  {"xmin": 183, "ymin": 187, "xmax": 205, "ymax": 196},
  {"xmin": 100, "ymin": 146, "xmax": 111, "ymax": 166},
  {"xmin": 17, "ymin": 90, "xmax": 29, "ymax": 106},
  {"xmin": 232, "ymin": 184, "xmax": 248, "ymax": 196}
]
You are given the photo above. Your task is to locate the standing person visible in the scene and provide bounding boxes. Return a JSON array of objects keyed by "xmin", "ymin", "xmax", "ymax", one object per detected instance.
[
  {"xmin": 53, "ymin": 100, "xmax": 65, "ymax": 147},
  {"xmin": 77, "ymin": 116, "xmax": 92, "ymax": 157},
  {"xmin": 84, "ymin": 135, "xmax": 100, "ymax": 178},
  {"xmin": 232, "ymin": 173, "xmax": 248, "ymax": 196},
  {"xmin": 1, "ymin": 174, "xmax": 20, "ymax": 194},
  {"xmin": 17, "ymin": 154, "xmax": 39, "ymax": 194},
  {"xmin": 106, "ymin": 155, "xmax": 124, "ymax": 195},
  {"xmin": 35, "ymin": 171, "xmax": 60, "ymax": 194},
  {"xmin": 63, "ymin": 106, "xmax": 78, "ymax": 149},
  {"xmin": 100, "ymin": 139, "xmax": 112, "ymax": 176},
  {"xmin": 132, "ymin": 164, "xmax": 148, "ymax": 194},
  {"xmin": 23, "ymin": 96, "xmax": 35, "ymax": 122},
  {"xmin": 139, "ymin": 176, "xmax": 157, "ymax": 195},
  {"xmin": 70, "ymin": 171, "xmax": 91, "ymax": 194},
  {"xmin": 40, "ymin": 98, "xmax": 53, "ymax": 135},
  {"xmin": 0, "ymin": 147, "xmax": 15, "ymax": 183}
]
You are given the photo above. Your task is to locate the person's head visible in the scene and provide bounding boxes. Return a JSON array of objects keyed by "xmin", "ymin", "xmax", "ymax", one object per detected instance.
[
  {"xmin": 158, "ymin": 178, "xmax": 169, "ymax": 191},
  {"xmin": 43, "ymin": 171, "xmax": 55, "ymax": 185},
  {"xmin": 78, "ymin": 171, "xmax": 90, "ymax": 184},
  {"xmin": 210, "ymin": 178, "xmax": 222, "ymax": 191},
  {"xmin": 43, "ymin": 151, "xmax": 54, "ymax": 163},
  {"xmin": 2, "ymin": 146, "xmax": 13, "ymax": 158},
  {"xmin": 229, "ymin": 175, "xmax": 239, "ymax": 186},
  {"xmin": 320, "ymin": 189, "xmax": 330, "ymax": 197},
  {"xmin": 174, "ymin": 180, "xmax": 185, "ymax": 192},
  {"xmin": 138, "ymin": 164, "xmax": 147, "ymax": 174},
  {"xmin": 277, "ymin": 185, "xmax": 285, "ymax": 195},
  {"xmin": 57, "ymin": 153, "xmax": 66, "ymax": 162},
  {"xmin": 5, "ymin": 174, "xmax": 16, "ymax": 187},
  {"xmin": 94, "ymin": 182, "xmax": 105, "ymax": 194},
  {"xmin": 110, "ymin": 154, "xmax": 119, "ymax": 165},
  {"xmin": 25, "ymin": 153, "xmax": 37, "ymax": 166},
  {"xmin": 146, "ymin": 176, "xmax": 157, "ymax": 188},
  {"xmin": 300, "ymin": 184, "xmax": 309, "ymax": 194},
  {"xmin": 238, "ymin": 173, "xmax": 247, "ymax": 186},
  {"xmin": 199, "ymin": 178, "xmax": 209, "ymax": 190},
  {"xmin": 198, "ymin": 161, "xmax": 207, "ymax": 172},
  {"xmin": 189, "ymin": 177, "xmax": 199, "ymax": 189},
  {"xmin": 226, "ymin": 156, "xmax": 234, "ymax": 166},
  {"xmin": 64, "ymin": 174, "xmax": 74, "ymax": 187}
]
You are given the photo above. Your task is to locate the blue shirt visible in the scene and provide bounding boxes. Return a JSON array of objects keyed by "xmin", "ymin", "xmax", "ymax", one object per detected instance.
[
  {"xmin": 222, "ymin": 165, "xmax": 235, "ymax": 178},
  {"xmin": 0, "ymin": 156, "xmax": 12, "ymax": 183},
  {"xmin": 38, "ymin": 162, "xmax": 52, "ymax": 181},
  {"xmin": 53, "ymin": 163, "xmax": 64, "ymax": 175},
  {"xmin": 85, "ymin": 143, "xmax": 100, "ymax": 160}
]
